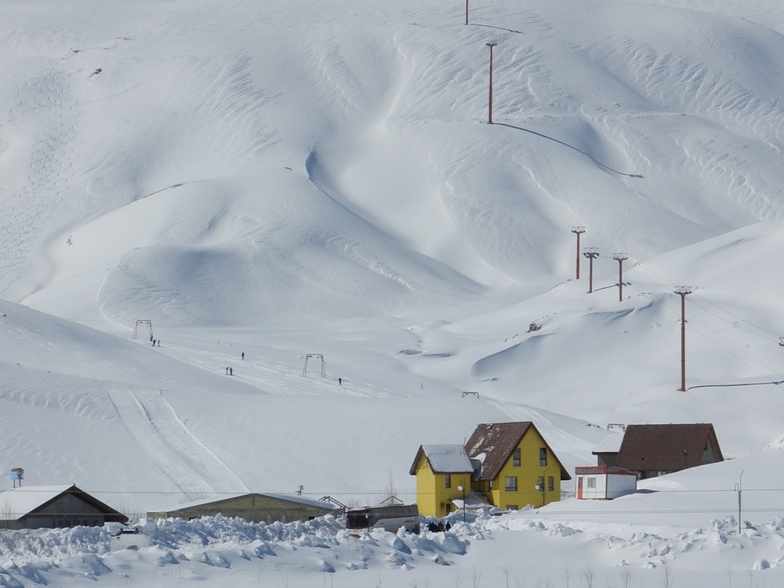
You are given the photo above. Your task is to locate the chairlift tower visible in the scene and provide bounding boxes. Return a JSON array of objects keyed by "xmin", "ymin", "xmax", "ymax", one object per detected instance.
[
  {"xmin": 583, "ymin": 248, "xmax": 599, "ymax": 293},
  {"xmin": 612, "ymin": 253, "xmax": 628, "ymax": 302},
  {"xmin": 132, "ymin": 320, "xmax": 154, "ymax": 342},
  {"xmin": 302, "ymin": 354, "xmax": 326, "ymax": 378}
]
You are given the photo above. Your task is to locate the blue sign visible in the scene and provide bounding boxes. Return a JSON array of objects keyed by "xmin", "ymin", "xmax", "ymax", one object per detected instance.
[{"xmin": 10, "ymin": 470, "xmax": 20, "ymax": 480}]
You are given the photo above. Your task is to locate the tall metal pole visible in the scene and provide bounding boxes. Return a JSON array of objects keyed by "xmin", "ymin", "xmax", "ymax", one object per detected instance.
[
  {"xmin": 612, "ymin": 253, "xmax": 628, "ymax": 302},
  {"xmin": 571, "ymin": 226, "xmax": 585, "ymax": 279},
  {"xmin": 734, "ymin": 471, "xmax": 744, "ymax": 534},
  {"xmin": 465, "ymin": 0, "xmax": 469, "ymax": 25},
  {"xmin": 675, "ymin": 286, "xmax": 692, "ymax": 391},
  {"xmin": 583, "ymin": 248, "xmax": 599, "ymax": 293},
  {"xmin": 486, "ymin": 41, "xmax": 497, "ymax": 124}
]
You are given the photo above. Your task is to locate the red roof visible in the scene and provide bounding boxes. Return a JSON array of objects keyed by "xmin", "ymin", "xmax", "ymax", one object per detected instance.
[{"xmin": 614, "ymin": 423, "xmax": 723, "ymax": 472}]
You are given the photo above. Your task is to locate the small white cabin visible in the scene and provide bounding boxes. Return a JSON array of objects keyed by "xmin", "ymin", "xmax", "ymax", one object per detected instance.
[{"xmin": 575, "ymin": 466, "xmax": 637, "ymax": 500}]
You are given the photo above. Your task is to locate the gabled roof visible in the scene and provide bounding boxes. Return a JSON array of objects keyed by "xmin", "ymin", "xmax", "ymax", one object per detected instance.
[
  {"xmin": 465, "ymin": 422, "xmax": 571, "ymax": 481},
  {"xmin": 409, "ymin": 444, "xmax": 475, "ymax": 475},
  {"xmin": 592, "ymin": 431, "xmax": 624, "ymax": 455},
  {"xmin": 614, "ymin": 423, "xmax": 723, "ymax": 472},
  {"xmin": 153, "ymin": 492, "xmax": 339, "ymax": 514},
  {"xmin": 0, "ymin": 484, "xmax": 127, "ymax": 522}
]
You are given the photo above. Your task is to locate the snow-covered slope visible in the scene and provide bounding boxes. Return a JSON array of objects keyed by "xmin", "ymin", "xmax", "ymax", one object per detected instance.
[{"xmin": 2, "ymin": 0, "xmax": 784, "ymax": 585}]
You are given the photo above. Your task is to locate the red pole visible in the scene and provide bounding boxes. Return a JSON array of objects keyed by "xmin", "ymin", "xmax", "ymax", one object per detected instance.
[
  {"xmin": 676, "ymin": 287, "xmax": 692, "ymax": 391},
  {"xmin": 571, "ymin": 226, "xmax": 585, "ymax": 280},
  {"xmin": 583, "ymin": 248, "xmax": 599, "ymax": 293},
  {"xmin": 486, "ymin": 42, "xmax": 497, "ymax": 124}
]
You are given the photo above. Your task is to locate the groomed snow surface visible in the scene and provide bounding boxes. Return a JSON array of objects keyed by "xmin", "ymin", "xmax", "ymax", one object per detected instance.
[{"xmin": 3, "ymin": 0, "xmax": 784, "ymax": 585}]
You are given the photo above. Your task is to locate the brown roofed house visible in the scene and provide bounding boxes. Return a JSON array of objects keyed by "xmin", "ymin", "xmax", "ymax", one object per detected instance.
[
  {"xmin": 465, "ymin": 422, "xmax": 570, "ymax": 510},
  {"xmin": 410, "ymin": 421, "xmax": 572, "ymax": 516},
  {"xmin": 613, "ymin": 423, "xmax": 723, "ymax": 480}
]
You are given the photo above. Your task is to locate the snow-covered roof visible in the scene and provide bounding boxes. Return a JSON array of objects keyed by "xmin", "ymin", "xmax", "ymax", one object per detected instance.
[
  {"xmin": 419, "ymin": 444, "xmax": 474, "ymax": 474},
  {"xmin": 0, "ymin": 485, "xmax": 74, "ymax": 520},
  {"xmin": 592, "ymin": 431, "xmax": 624, "ymax": 454},
  {"xmin": 152, "ymin": 492, "xmax": 339, "ymax": 514}
]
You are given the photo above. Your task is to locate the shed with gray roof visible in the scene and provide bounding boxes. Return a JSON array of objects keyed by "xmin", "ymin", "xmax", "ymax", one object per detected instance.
[
  {"xmin": 147, "ymin": 493, "xmax": 339, "ymax": 524},
  {"xmin": 0, "ymin": 484, "xmax": 127, "ymax": 530}
]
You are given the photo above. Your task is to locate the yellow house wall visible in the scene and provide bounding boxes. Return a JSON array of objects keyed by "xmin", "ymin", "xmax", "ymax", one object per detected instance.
[
  {"xmin": 414, "ymin": 457, "xmax": 472, "ymax": 518},
  {"xmin": 487, "ymin": 428, "xmax": 562, "ymax": 509}
]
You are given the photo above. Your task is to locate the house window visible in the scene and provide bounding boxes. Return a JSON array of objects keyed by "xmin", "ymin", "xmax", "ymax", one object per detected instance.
[
  {"xmin": 445, "ymin": 474, "xmax": 451, "ymax": 489},
  {"xmin": 539, "ymin": 448, "xmax": 547, "ymax": 467},
  {"xmin": 586, "ymin": 477, "xmax": 596, "ymax": 489},
  {"xmin": 537, "ymin": 476, "xmax": 544, "ymax": 491},
  {"xmin": 505, "ymin": 476, "xmax": 518, "ymax": 492},
  {"xmin": 513, "ymin": 448, "xmax": 521, "ymax": 467},
  {"xmin": 548, "ymin": 476, "xmax": 554, "ymax": 492}
]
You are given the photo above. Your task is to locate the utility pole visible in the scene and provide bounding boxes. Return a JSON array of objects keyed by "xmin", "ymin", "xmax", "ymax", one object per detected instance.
[
  {"xmin": 465, "ymin": 0, "xmax": 469, "ymax": 25},
  {"xmin": 583, "ymin": 248, "xmax": 599, "ymax": 293},
  {"xmin": 612, "ymin": 253, "xmax": 628, "ymax": 302},
  {"xmin": 486, "ymin": 41, "xmax": 497, "ymax": 124},
  {"xmin": 571, "ymin": 226, "xmax": 585, "ymax": 279},
  {"xmin": 675, "ymin": 286, "xmax": 692, "ymax": 391}
]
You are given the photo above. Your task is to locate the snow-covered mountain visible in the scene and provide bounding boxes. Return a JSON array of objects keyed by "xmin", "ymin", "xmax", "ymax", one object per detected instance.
[{"xmin": 2, "ymin": 0, "xmax": 784, "ymax": 585}]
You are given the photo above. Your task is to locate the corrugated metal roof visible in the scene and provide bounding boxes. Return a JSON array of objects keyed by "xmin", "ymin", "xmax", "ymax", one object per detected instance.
[
  {"xmin": 614, "ymin": 423, "xmax": 723, "ymax": 472},
  {"xmin": 152, "ymin": 492, "xmax": 339, "ymax": 514}
]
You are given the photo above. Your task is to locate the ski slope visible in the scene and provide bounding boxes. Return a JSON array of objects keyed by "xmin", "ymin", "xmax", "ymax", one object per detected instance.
[{"xmin": 2, "ymin": 0, "xmax": 784, "ymax": 585}]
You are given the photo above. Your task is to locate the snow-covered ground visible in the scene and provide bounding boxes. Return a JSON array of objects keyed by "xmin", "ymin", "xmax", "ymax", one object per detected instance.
[{"xmin": 2, "ymin": 0, "xmax": 784, "ymax": 585}]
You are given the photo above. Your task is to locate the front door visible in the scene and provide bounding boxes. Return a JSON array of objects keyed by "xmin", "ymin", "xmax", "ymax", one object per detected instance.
[{"xmin": 577, "ymin": 477, "xmax": 583, "ymax": 499}]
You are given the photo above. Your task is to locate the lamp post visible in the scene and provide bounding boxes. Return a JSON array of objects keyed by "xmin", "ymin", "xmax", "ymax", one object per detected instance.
[
  {"xmin": 458, "ymin": 485, "xmax": 466, "ymax": 522},
  {"xmin": 536, "ymin": 468, "xmax": 550, "ymax": 507},
  {"xmin": 734, "ymin": 470, "xmax": 745, "ymax": 535}
]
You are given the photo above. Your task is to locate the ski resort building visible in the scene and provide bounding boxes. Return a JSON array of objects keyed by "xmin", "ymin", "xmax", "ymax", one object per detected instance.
[
  {"xmin": 410, "ymin": 422, "xmax": 571, "ymax": 516},
  {"xmin": 611, "ymin": 423, "xmax": 724, "ymax": 479},
  {"xmin": 0, "ymin": 484, "xmax": 127, "ymax": 530},
  {"xmin": 146, "ymin": 492, "xmax": 338, "ymax": 524},
  {"xmin": 575, "ymin": 466, "xmax": 637, "ymax": 500}
]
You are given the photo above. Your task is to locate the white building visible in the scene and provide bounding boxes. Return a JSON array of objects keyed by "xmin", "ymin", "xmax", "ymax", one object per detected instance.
[{"xmin": 575, "ymin": 466, "xmax": 637, "ymax": 500}]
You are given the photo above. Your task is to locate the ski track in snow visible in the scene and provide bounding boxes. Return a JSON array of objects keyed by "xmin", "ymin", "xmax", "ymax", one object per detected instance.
[
  {"xmin": 0, "ymin": 66, "xmax": 78, "ymax": 296},
  {"xmin": 159, "ymin": 342, "xmax": 394, "ymax": 398},
  {"xmin": 486, "ymin": 398, "xmax": 598, "ymax": 462},
  {"xmin": 104, "ymin": 386, "xmax": 248, "ymax": 498}
]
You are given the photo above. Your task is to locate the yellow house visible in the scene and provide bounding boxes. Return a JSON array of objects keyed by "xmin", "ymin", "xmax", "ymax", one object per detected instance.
[
  {"xmin": 466, "ymin": 422, "xmax": 571, "ymax": 510},
  {"xmin": 409, "ymin": 445, "xmax": 475, "ymax": 518},
  {"xmin": 410, "ymin": 422, "xmax": 571, "ymax": 516}
]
